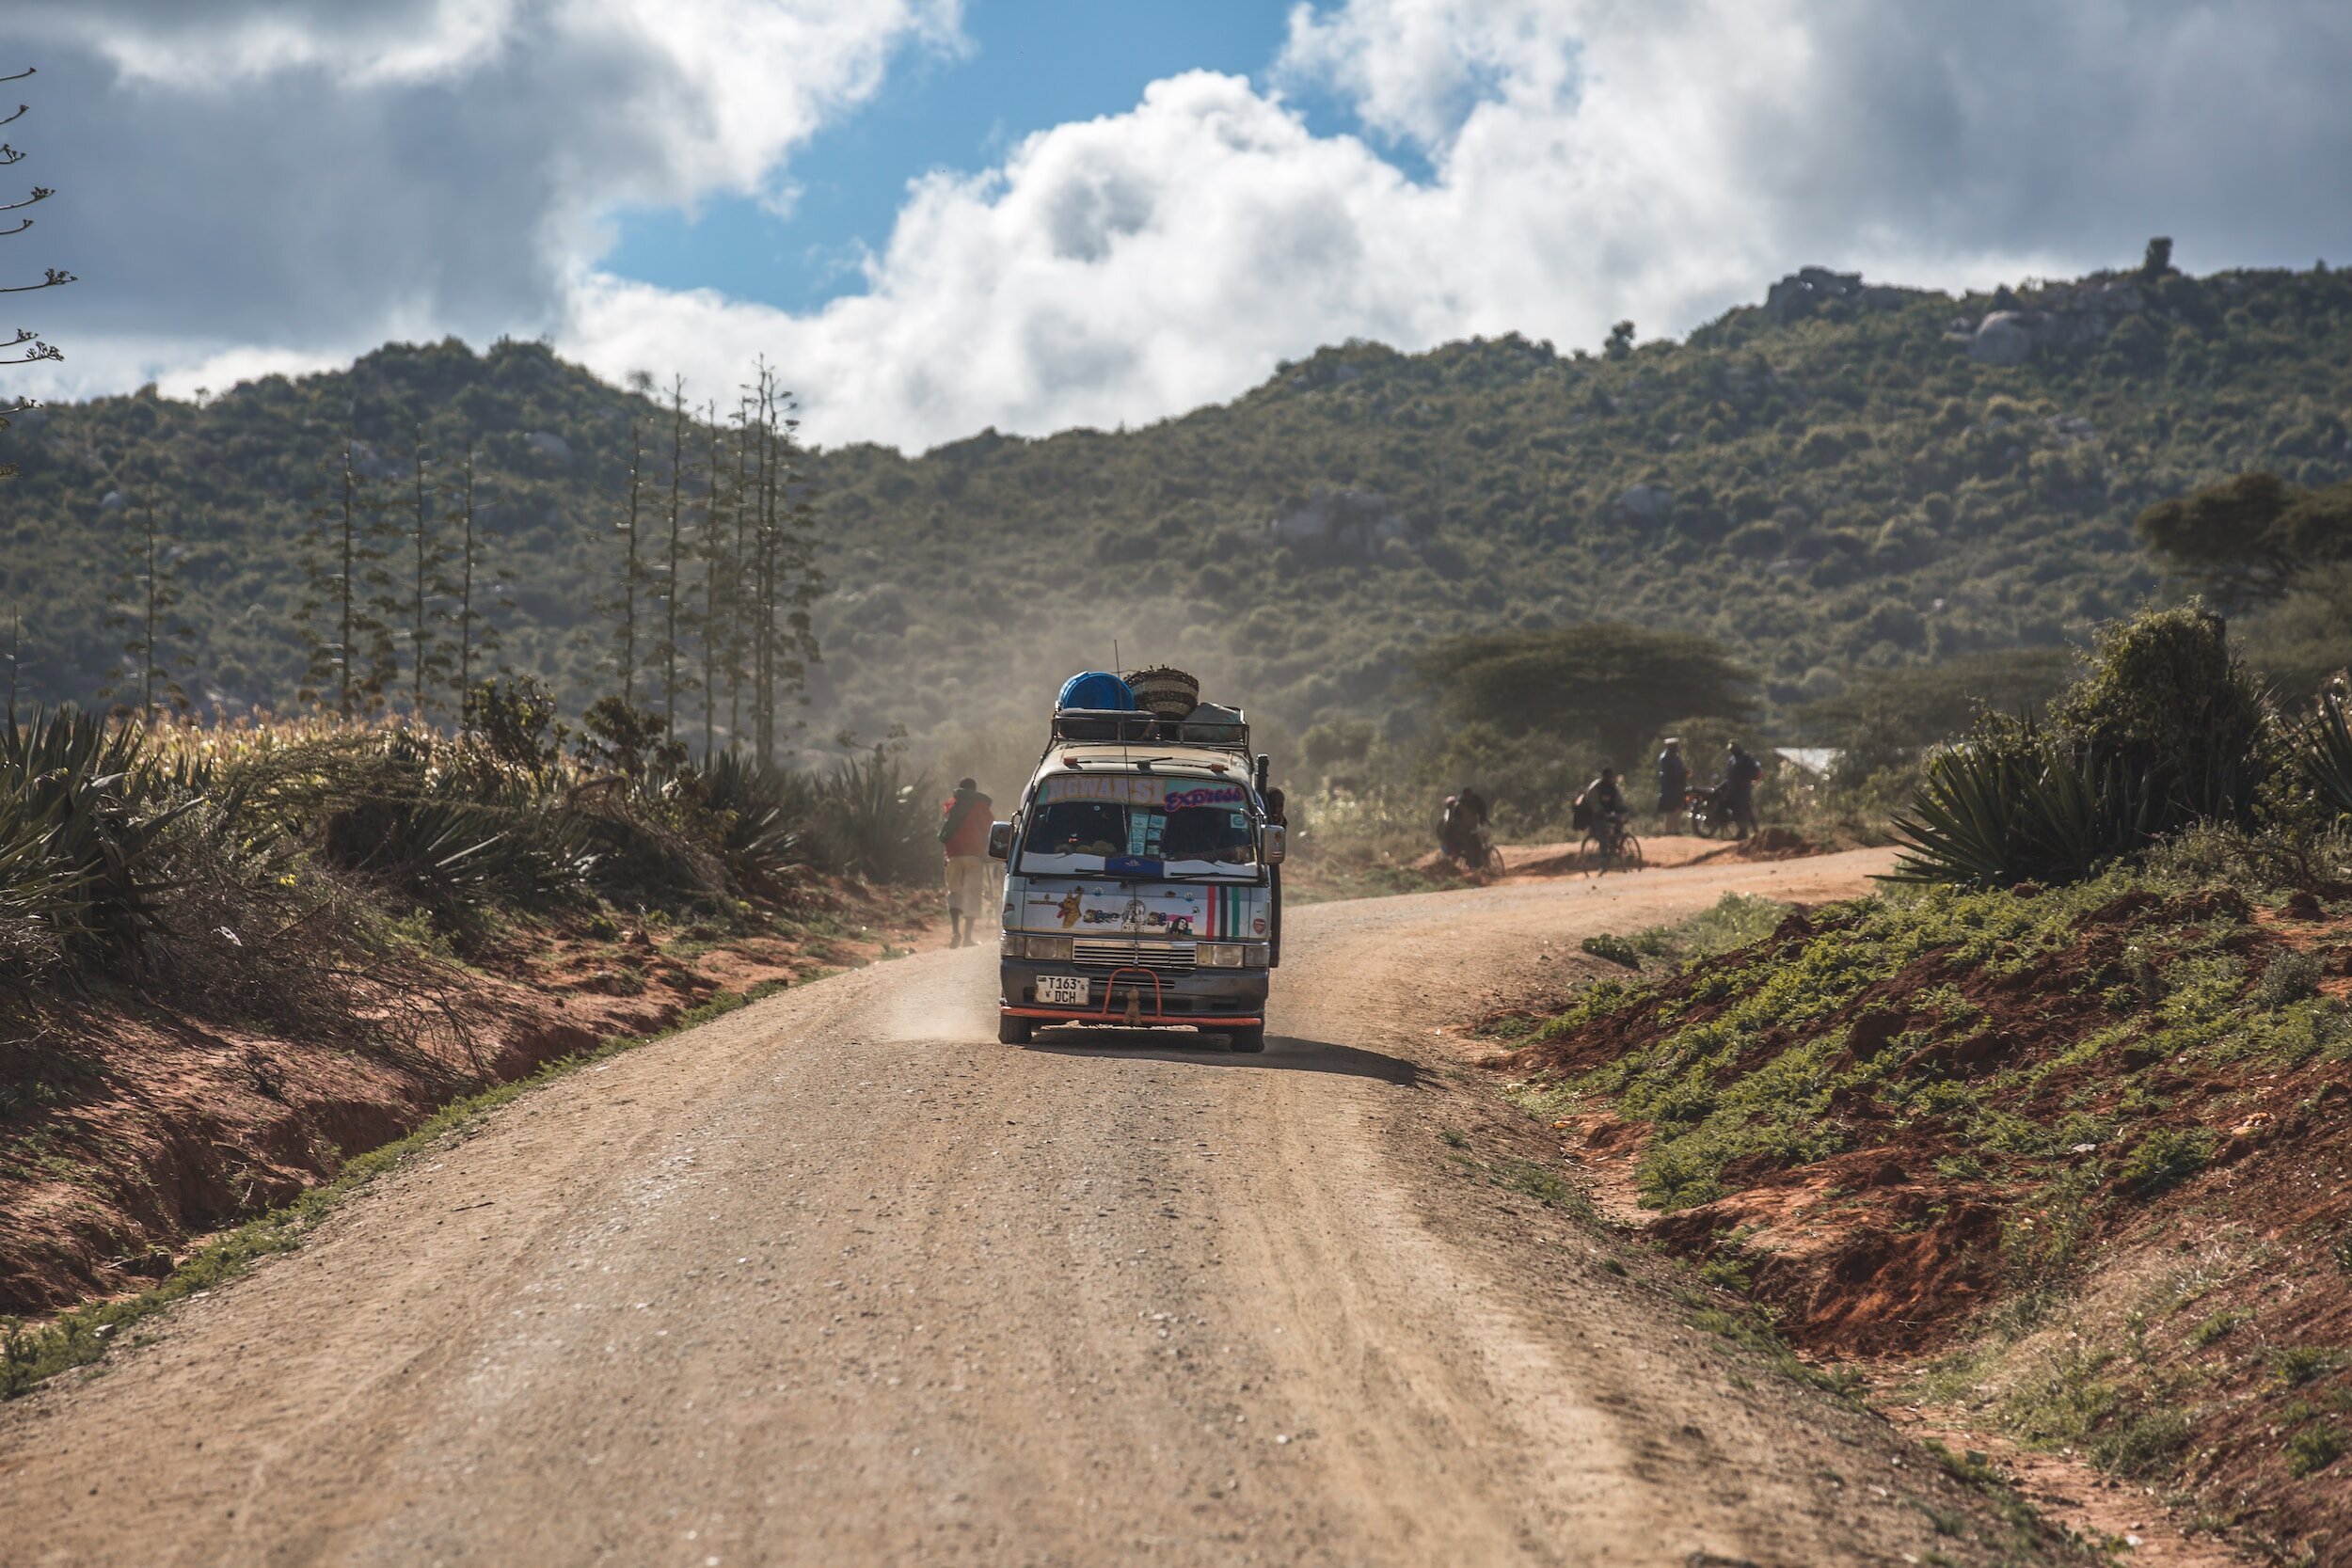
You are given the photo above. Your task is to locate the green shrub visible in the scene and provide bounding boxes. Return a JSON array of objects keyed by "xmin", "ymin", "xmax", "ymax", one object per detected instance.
[
  {"xmin": 2121, "ymin": 1127, "xmax": 2214, "ymax": 1196},
  {"xmin": 1581, "ymin": 933, "xmax": 1643, "ymax": 970},
  {"xmin": 2189, "ymin": 1310, "xmax": 2244, "ymax": 1349},
  {"xmin": 2274, "ymin": 1346, "xmax": 2342, "ymax": 1387},
  {"xmin": 2286, "ymin": 1423, "xmax": 2344, "ymax": 1478},
  {"xmin": 2049, "ymin": 602, "xmax": 2271, "ymax": 826},
  {"xmin": 2257, "ymin": 948, "xmax": 2323, "ymax": 1008},
  {"xmin": 2092, "ymin": 1406, "xmax": 2193, "ymax": 1477}
]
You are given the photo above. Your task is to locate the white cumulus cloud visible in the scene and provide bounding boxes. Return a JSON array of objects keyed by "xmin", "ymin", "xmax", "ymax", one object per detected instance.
[
  {"xmin": 558, "ymin": 0, "xmax": 2352, "ymax": 450},
  {"xmin": 13, "ymin": 0, "xmax": 2352, "ymax": 452},
  {"xmin": 9, "ymin": 0, "xmax": 962, "ymax": 397}
]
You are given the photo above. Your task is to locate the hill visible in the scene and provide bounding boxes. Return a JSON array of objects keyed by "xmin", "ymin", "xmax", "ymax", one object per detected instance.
[{"xmin": 4, "ymin": 254, "xmax": 2350, "ymax": 766}]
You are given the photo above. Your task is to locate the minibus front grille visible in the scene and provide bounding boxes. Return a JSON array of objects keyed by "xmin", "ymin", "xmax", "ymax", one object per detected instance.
[{"xmin": 1073, "ymin": 939, "xmax": 1197, "ymax": 972}]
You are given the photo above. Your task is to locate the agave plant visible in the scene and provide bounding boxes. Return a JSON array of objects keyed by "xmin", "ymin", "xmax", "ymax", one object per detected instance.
[
  {"xmin": 818, "ymin": 744, "xmax": 935, "ymax": 884},
  {"xmin": 2297, "ymin": 685, "xmax": 2352, "ymax": 819},
  {"xmin": 1886, "ymin": 726, "xmax": 2159, "ymax": 888},
  {"xmin": 691, "ymin": 749, "xmax": 814, "ymax": 888},
  {"xmin": 0, "ymin": 706, "xmax": 202, "ymax": 975},
  {"xmin": 264, "ymin": 728, "xmax": 595, "ymax": 928}
]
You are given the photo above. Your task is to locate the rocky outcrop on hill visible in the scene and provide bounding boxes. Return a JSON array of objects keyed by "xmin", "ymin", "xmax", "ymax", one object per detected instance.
[
  {"xmin": 1963, "ymin": 277, "xmax": 2153, "ymax": 364},
  {"xmin": 1762, "ymin": 266, "xmax": 1927, "ymax": 322}
]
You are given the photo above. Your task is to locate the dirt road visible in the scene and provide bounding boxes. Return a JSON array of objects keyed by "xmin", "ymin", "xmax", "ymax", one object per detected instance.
[{"xmin": 2, "ymin": 848, "xmax": 2013, "ymax": 1567}]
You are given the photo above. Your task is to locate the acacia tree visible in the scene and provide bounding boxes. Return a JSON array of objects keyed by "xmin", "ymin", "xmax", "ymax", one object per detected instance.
[
  {"xmin": 1413, "ymin": 623, "xmax": 1753, "ymax": 767},
  {"xmin": 1, "ymin": 65, "xmax": 71, "ymax": 482},
  {"xmin": 294, "ymin": 436, "xmax": 395, "ymax": 716},
  {"xmin": 101, "ymin": 490, "xmax": 195, "ymax": 720},
  {"xmin": 2136, "ymin": 470, "xmax": 2352, "ymax": 610}
]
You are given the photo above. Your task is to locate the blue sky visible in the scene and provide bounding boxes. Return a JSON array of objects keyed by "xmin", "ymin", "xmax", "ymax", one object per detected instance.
[{"xmin": 601, "ymin": 2, "xmax": 1386, "ymax": 314}]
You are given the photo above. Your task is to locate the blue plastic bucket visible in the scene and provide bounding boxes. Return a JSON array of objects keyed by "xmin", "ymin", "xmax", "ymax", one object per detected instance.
[{"xmin": 1056, "ymin": 672, "xmax": 1136, "ymax": 712}]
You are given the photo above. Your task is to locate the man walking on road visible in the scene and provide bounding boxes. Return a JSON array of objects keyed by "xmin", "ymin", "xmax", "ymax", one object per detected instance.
[{"xmin": 940, "ymin": 776, "xmax": 993, "ymax": 948}]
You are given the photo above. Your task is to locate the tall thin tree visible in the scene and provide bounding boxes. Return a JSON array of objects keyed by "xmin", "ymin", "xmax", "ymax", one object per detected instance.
[
  {"xmin": 401, "ymin": 422, "xmax": 456, "ymax": 721},
  {"xmin": 612, "ymin": 421, "xmax": 645, "ymax": 707},
  {"xmin": 294, "ymin": 436, "xmax": 392, "ymax": 716},
  {"xmin": 450, "ymin": 436, "xmax": 508, "ymax": 723},
  {"xmin": 741, "ymin": 362, "xmax": 823, "ymax": 763},
  {"xmin": 724, "ymin": 394, "xmax": 754, "ymax": 749},
  {"xmin": 6, "ymin": 605, "xmax": 24, "ymax": 722},
  {"xmin": 102, "ymin": 489, "xmax": 194, "ymax": 720},
  {"xmin": 698, "ymin": 400, "xmax": 723, "ymax": 758},
  {"xmin": 0, "ymin": 64, "xmax": 72, "ymax": 482},
  {"xmin": 660, "ymin": 376, "xmax": 688, "ymax": 737}
]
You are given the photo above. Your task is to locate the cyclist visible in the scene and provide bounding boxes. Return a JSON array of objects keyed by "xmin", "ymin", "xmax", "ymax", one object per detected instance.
[
  {"xmin": 1438, "ymin": 785, "xmax": 1490, "ymax": 867},
  {"xmin": 1576, "ymin": 767, "xmax": 1630, "ymax": 858}
]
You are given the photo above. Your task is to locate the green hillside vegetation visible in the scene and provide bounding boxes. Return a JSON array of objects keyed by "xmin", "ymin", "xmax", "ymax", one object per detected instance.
[{"xmin": 4, "ymin": 253, "xmax": 2349, "ymax": 781}]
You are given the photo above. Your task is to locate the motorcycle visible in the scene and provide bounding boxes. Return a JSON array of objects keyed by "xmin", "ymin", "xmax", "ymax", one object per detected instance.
[{"xmin": 1684, "ymin": 784, "xmax": 1740, "ymax": 838}]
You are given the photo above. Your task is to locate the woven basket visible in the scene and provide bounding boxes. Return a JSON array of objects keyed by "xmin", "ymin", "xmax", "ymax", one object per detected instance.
[{"xmin": 1123, "ymin": 666, "xmax": 1200, "ymax": 719}]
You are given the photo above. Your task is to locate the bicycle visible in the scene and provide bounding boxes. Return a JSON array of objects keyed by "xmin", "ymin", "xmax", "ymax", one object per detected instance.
[
  {"xmin": 1579, "ymin": 814, "xmax": 1644, "ymax": 873},
  {"xmin": 1439, "ymin": 822, "xmax": 1505, "ymax": 880}
]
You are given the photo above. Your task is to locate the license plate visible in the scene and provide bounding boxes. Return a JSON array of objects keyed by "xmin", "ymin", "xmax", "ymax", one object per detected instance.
[{"xmin": 1034, "ymin": 975, "xmax": 1090, "ymax": 1006}]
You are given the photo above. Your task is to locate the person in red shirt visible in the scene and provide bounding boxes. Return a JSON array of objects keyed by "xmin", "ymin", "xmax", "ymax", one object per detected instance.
[{"xmin": 939, "ymin": 777, "xmax": 994, "ymax": 948}]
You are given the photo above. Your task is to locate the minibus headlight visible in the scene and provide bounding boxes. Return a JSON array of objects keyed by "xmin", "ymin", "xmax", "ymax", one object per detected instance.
[
  {"xmin": 1023, "ymin": 934, "xmax": 1075, "ymax": 962},
  {"xmin": 1197, "ymin": 942, "xmax": 1245, "ymax": 968}
]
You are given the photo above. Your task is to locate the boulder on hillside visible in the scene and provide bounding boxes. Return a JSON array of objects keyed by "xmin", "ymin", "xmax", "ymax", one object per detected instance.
[
  {"xmin": 1964, "ymin": 277, "xmax": 2152, "ymax": 365},
  {"xmin": 1268, "ymin": 485, "xmax": 1407, "ymax": 559},
  {"xmin": 1969, "ymin": 312, "xmax": 2041, "ymax": 365},
  {"xmin": 525, "ymin": 431, "xmax": 573, "ymax": 463},
  {"xmin": 1615, "ymin": 483, "xmax": 1675, "ymax": 520}
]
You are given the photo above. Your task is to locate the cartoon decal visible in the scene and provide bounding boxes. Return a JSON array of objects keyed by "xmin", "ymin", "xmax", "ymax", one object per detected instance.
[{"xmin": 1017, "ymin": 880, "xmax": 1251, "ymax": 939}]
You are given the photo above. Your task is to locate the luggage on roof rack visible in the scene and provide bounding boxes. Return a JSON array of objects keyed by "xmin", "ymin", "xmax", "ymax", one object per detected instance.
[{"xmin": 1051, "ymin": 707, "xmax": 1157, "ymax": 742}]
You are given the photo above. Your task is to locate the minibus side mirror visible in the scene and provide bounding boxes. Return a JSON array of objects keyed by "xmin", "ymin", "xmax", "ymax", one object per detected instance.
[
  {"xmin": 987, "ymin": 820, "xmax": 1014, "ymax": 860},
  {"xmin": 1262, "ymin": 823, "xmax": 1286, "ymax": 865}
]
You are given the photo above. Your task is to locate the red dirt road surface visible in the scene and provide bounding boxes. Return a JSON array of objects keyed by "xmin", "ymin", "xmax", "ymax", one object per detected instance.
[{"xmin": 1, "ymin": 848, "xmax": 2058, "ymax": 1566}]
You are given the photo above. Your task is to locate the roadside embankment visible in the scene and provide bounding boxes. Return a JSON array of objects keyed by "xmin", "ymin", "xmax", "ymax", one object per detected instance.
[
  {"xmin": 0, "ymin": 884, "xmax": 935, "ymax": 1322},
  {"xmin": 1478, "ymin": 874, "xmax": 2352, "ymax": 1563}
]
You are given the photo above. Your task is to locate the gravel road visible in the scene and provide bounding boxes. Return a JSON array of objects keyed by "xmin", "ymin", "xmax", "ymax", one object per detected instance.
[{"xmin": 2, "ymin": 847, "xmax": 2021, "ymax": 1567}]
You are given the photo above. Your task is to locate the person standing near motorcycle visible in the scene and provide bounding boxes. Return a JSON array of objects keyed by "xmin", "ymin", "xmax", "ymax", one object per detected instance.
[
  {"xmin": 1655, "ymin": 737, "xmax": 1688, "ymax": 819},
  {"xmin": 1721, "ymin": 742, "xmax": 1763, "ymax": 841}
]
